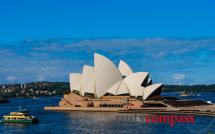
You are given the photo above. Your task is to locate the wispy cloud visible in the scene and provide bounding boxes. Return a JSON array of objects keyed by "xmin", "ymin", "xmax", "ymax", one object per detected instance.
[
  {"xmin": 0, "ymin": 37, "xmax": 215, "ymax": 84},
  {"xmin": 6, "ymin": 76, "xmax": 16, "ymax": 81},
  {"xmin": 172, "ymin": 73, "xmax": 186, "ymax": 84}
]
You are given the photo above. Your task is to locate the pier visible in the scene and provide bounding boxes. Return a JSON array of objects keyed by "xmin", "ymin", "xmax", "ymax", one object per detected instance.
[{"xmin": 44, "ymin": 104, "xmax": 215, "ymax": 116}]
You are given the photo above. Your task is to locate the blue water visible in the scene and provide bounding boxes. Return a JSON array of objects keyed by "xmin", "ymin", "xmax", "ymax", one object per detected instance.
[{"xmin": 0, "ymin": 92, "xmax": 215, "ymax": 134}]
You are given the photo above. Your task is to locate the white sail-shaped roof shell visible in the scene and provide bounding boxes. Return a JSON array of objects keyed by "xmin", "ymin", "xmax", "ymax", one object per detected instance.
[
  {"xmin": 143, "ymin": 84, "xmax": 163, "ymax": 100},
  {"xmin": 73, "ymin": 81, "xmax": 82, "ymax": 92},
  {"xmin": 118, "ymin": 60, "xmax": 133, "ymax": 76},
  {"xmin": 80, "ymin": 65, "xmax": 94, "ymax": 95},
  {"xmin": 147, "ymin": 79, "xmax": 152, "ymax": 86},
  {"xmin": 106, "ymin": 81, "xmax": 122, "ymax": 95},
  {"xmin": 94, "ymin": 53, "xmax": 123, "ymax": 97},
  {"xmin": 134, "ymin": 85, "xmax": 145, "ymax": 97},
  {"xmin": 116, "ymin": 80, "xmax": 130, "ymax": 95},
  {"xmin": 124, "ymin": 72, "xmax": 149, "ymax": 96},
  {"xmin": 81, "ymin": 77, "xmax": 95, "ymax": 95},
  {"xmin": 70, "ymin": 73, "xmax": 82, "ymax": 92},
  {"xmin": 129, "ymin": 84, "xmax": 163, "ymax": 100}
]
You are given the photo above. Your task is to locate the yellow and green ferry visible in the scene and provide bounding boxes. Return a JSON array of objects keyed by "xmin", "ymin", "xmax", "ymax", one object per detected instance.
[{"xmin": 0, "ymin": 109, "xmax": 39, "ymax": 123}]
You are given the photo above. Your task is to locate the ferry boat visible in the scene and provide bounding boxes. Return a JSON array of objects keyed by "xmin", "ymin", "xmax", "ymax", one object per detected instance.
[
  {"xmin": 180, "ymin": 91, "xmax": 198, "ymax": 97},
  {"xmin": 0, "ymin": 108, "xmax": 39, "ymax": 123}
]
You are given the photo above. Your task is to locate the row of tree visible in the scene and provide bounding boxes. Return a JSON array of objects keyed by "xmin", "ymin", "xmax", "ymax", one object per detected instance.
[{"xmin": 163, "ymin": 84, "xmax": 215, "ymax": 92}]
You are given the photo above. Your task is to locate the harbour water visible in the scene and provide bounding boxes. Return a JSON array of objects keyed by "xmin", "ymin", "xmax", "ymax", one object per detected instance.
[{"xmin": 0, "ymin": 92, "xmax": 215, "ymax": 134}]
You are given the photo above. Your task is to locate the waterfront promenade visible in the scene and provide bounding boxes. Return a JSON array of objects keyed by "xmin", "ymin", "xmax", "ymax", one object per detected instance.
[{"xmin": 44, "ymin": 104, "xmax": 215, "ymax": 116}]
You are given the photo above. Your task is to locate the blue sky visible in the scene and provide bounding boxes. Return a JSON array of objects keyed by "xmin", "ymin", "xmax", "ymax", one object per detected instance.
[
  {"xmin": 0, "ymin": 0, "xmax": 215, "ymax": 84},
  {"xmin": 1, "ymin": 0, "xmax": 215, "ymax": 42}
]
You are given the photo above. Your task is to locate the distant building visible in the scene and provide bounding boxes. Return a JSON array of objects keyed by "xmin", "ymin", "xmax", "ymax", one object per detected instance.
[{"xmin": 20, "ymin": 83, "xmax": 26, "ymax": 89}]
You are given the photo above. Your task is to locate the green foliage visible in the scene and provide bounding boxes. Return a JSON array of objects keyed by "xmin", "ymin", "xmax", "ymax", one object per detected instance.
[{"xmin": 163, "ymin": 84, "xmax": 215, "ymax": 92}]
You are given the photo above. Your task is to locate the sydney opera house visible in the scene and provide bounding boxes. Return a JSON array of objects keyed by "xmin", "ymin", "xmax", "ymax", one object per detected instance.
[
  {"xmin": 58, "ymin": 53, "xmax": 164, "ymax": 109},
  {"xmin": 70, "ymin": 54, "xmax": 162, "ymax": 99}
]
